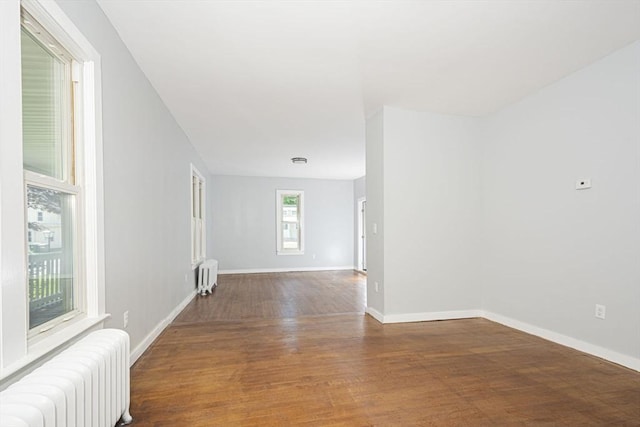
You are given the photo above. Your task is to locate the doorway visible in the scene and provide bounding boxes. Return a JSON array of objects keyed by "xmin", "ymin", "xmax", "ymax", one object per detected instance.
[{"xmin": 357, "ymin": 198, "xmax": 366, "ymax": 272}]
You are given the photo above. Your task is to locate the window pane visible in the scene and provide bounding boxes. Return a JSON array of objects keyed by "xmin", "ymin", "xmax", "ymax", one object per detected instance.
[
  {"xmin": 282, "ymin": 195, "xmax": 299, "ymax": 207},
  {"xmin": 282, "ymin": 206, "xmax": 298, "ymax": 222},
  {"xmin": 282, "ymin": 222, "xmax": 299, "ymax": 249},
  {"xmin": 276, "ymin": 190, "xmax": 304, "ymax": 254},
  {"xmin": 281, "ymin": 194, "xmax": 300, "ymax": 249},
  {"xmin": 27, "ymin": 186, "xmax": 75, "ymax": 329},
  {"xmin": 21, "ymin": 28, "xmax": 69, "ymax": 181}
]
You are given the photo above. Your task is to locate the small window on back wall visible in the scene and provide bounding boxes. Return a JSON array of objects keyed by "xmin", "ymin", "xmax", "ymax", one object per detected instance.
[{"xmin": 276, "ymin": 190, "xmax": 304, "ymax": 255}]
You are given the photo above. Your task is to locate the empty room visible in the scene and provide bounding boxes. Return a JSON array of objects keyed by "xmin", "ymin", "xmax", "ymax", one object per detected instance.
[{"xmin": 1, "ymin": 0, "xmax": 639, "ymax": 425}]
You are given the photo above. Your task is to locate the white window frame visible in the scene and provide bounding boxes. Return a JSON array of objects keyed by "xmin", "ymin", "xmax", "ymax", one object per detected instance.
[
  {"xmin": 276, "ymin": 189, "xmax": 305, "ymax": 255},
  {"xmin": 22, "ymin": 7, "xmax": 85, "ymax": 339},
  {"xmin": 190, "ymin": 164, "xmax": 206, "ymax": 267},
  {"xmin": 0, "ymin": 0, "xmax": 106, "ymax": 380}
]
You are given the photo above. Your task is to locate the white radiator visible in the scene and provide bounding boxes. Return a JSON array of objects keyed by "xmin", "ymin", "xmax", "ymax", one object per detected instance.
[
  {"xmin": 198, "ymin": 258, "xmax": 218, "ymax": 296},
  {"xmin": 0, "ymin": 329, "xmax": 132, "ymax": 427}
]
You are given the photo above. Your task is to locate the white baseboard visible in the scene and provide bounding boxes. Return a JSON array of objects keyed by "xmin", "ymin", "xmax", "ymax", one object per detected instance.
[
  {"xmin": 482, "ymin": 311, "xmax": 640, "ymax": 372},
  {"xmin": 130, "ymin": 290, "xmax": 197, "ymax": 366},
  {"xmin": 365, "ymin": 306, "xmax": 384, "ymax": 322},
  {"xmin": 219, "ymin": 266, "xmax": 356, "ymax": 275},
  {"xmin": 128, "ymin": 292, "xmax": 640, "ymax": 373},
  {"xmin": 381, "ymin": 310, "xmax": 482, "ymax": 324}
]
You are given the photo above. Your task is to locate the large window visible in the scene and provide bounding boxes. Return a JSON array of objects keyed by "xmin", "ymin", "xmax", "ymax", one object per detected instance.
[
  {"xmin": 0, "ymin": 0, "xmax": 105, "ymax": 376},
  {"xmin": 276, "ymin": 190, "xmax": 304, "ymax": 255},
  {"xmin": 22, "ymin": 10, "xmax": 82, "ymax": 334},
  {"xmin": 191, "ymin": 165, "xmax": 206, "ymax": 266}
]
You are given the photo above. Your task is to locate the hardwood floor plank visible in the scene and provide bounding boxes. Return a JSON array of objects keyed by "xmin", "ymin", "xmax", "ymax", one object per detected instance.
[
  {"xmin": 130, "ymin": 271, "xmax": 640, "ymax": 426},
  {"xmin": 174, "ymin": 271, "xmax": 366, "ymax": 323}
]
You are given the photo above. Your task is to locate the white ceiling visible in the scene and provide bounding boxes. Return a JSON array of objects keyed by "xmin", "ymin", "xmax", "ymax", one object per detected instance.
[{"xmin": 96, "ymin": 0, "xmax": 640, "ymax": 180}]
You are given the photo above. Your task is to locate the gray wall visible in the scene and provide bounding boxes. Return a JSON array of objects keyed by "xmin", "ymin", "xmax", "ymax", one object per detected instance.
[
  {"xmin": 209, "ymin": 175, "xmax": 354, "ymax": 271},
  {"xmin": 482, "ymin": 40, "xmax": 640, "ymax": 359},
  {"xmin": 365, "ymin": 41, "xmax": 639, "ymax": 363},
  {"xmin": 57, "ymin": 0, "xmax": 209, "ymax": 351},
  {"xmin": 365, "ymin": 108, "xmax": 482, "ymax": 318},
  {"xmin": 384, "ymin": 108, "xmax": 483, "ymax": 315}
]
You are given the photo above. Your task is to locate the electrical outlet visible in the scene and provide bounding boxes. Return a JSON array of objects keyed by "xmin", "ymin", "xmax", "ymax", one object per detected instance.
[
  {"xmin": 184, "ymin": 273, "xmax": 188, "ymax": 283},
  {"xmin": 576, "ymin": 178, "xmax": 592, "ymax": 190},
  {"xmin": 595, "ymin": 304, "xmax": 606, "ymax": 320},
  {"xmin": 124, "ymin": 310, "xmax": 129, "ymax": 328},
  {"xmin": 375, "ymin": 281, "xmax": 379, "ymax": 293}
]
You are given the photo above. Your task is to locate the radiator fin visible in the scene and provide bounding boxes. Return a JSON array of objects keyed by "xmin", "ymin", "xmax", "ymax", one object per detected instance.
[{"xmin": 0, "ymin": 329, "xmax": 132, "ymax": 427}]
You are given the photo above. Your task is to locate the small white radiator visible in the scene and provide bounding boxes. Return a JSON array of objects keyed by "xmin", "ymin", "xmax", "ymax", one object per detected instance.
[
  {"xmin": 198, "ymin": 258, "xmax": 218, "ymax": 296},
  {"xmin": 0, "ymin": 329, "xmax": 132, "ymax": 427}
]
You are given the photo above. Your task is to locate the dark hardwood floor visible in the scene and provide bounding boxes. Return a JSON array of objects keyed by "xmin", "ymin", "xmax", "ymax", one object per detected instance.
[
  {"xmin": 174, "ymin": 270, "xmax": 366, "ymax": 323},
  {"xmin": 129, "ymin": 271, "xmax": 640, "ymax": 426}
]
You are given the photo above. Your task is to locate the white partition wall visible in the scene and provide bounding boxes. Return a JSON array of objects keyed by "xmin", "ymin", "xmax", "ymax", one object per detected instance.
[{"xmin": 365, "ymin": 41, "xmax": 640, "ymax": 370}]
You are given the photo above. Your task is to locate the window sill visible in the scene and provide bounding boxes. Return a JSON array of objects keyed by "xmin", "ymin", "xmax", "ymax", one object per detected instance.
[{"xmin": 0, "ymin": 313, "xmax": 110, "ymax": 383}]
